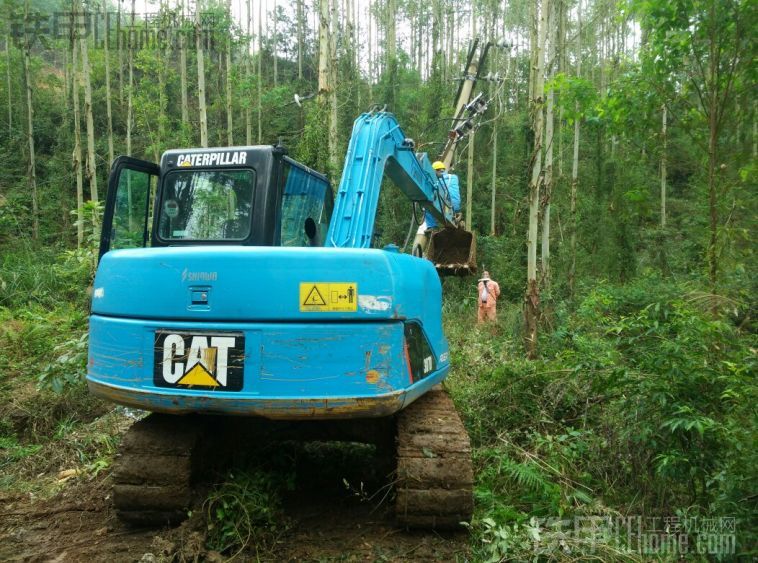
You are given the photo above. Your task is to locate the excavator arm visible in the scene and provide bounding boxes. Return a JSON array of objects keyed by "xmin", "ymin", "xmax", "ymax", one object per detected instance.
[{"xmin": 326, "ymin": 111, "xmax": 455, "ymax": 249}]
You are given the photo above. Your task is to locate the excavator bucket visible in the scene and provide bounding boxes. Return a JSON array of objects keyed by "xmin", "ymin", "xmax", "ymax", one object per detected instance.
[{"xmin": 427, "ymin": 227, "xmax": 477, "ymax": 276}]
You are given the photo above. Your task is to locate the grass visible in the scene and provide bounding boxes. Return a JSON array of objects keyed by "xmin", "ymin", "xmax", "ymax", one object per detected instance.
[{"xmin": 0, "ymin": 298, "xmax": 117, "ymax": 496}]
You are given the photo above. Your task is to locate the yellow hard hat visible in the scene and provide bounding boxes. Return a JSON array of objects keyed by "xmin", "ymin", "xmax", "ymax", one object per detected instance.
[{"xmin": 432, "ymin": 161, "xmax": 446, "ymax": 170}]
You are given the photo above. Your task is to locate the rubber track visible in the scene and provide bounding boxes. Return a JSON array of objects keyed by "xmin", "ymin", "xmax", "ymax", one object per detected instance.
[
  {"xmin": 112, "ymin": 414, "xmax": 202, "ymax": 526},
  {"xmin": 395, "ymin": 387, "xmax": 473, "ymax": 529}
]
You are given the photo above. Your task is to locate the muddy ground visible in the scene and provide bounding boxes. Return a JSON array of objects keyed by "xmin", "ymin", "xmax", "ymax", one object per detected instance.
[{"xmin": 0, "ymin": 414, "xmax": 469, "ymax": 562}]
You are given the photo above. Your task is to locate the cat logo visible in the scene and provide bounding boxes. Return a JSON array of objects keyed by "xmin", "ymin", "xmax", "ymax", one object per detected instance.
[{"xmin": 154, "ymin": 331, "xmax": 245, "ymax": 391}]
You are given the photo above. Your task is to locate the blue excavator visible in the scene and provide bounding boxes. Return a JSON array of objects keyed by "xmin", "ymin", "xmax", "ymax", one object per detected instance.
[{"xmin": 89, "ymin": 41, "xmax": 498, "ymax": 528}]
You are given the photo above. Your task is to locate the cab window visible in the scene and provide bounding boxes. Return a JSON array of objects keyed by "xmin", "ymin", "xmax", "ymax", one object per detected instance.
[
  {"xmin": 157, "ymin": 169, "xmax": 255, "ymax": 241},
  {"xmin": 279, "ymin": 159, "xmax": 332, "ymax": 246},
  {"xmin": 111, "ymin": 168, "xmax": 156, "ymax": 250}
]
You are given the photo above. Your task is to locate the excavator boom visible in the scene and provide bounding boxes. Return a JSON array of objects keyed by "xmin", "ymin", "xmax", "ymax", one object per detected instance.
[
  {"xmin": 327, "ymin": 111, "xmax": 476, "ymax": 273},
  {"xmin": 327, "ymin": 112, "xmax": 453, "ymax": 247}
]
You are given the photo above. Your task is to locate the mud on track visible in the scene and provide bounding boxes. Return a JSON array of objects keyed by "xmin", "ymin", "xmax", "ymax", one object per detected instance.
[{"xmin": 0, "ymin": 440, "xmax": 469, "ymax": 562}]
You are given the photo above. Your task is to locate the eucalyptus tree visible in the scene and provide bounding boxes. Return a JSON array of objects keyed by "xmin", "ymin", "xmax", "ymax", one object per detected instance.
[
  {"xmin": 634, "ymin": 0, "xmax": 753, "ymax": 291},
  {"xmin": 22, "ymin": 0, "xmax": 38, "ymax": 239},
  {"xmin": 79, "ymin": 2, "xmax": 97, "ymax": 204},
  {"xmin": 4, "ymin": 31, "xmax": 11, "ymax": 135},
  {"xmin": 179, "ymin": 0, "xmax": 189, "ymax": 127},
  {"xmin": 225, "ymin": 0, "xmax": 233, "ymax": 146},
  {"xmin": 540, "ymin": 0, "xmax": 557, "ymax": 291},
  {"xmin": 525, "ymin": 0, "xmax": 549, "ymax": 358},
  {"xmin": 196, "ymin": 0, "xmax": 208, "ymax": 147},
  {"xmin": 103, "ymin": 4, "xmax": 114, "ymax": 164},
  {"xmin": 71, "ymin": 17, "xmax": 83, "ymax": 246}
]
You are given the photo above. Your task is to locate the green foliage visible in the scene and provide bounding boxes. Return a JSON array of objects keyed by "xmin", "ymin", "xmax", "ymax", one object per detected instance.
[
  {"xmin": 549, "ymin": 73, "xmax": 598, "ymax": 124},
  {"xmin": 445, "ymin": 275, "xmax": 756, "ymax": 557},
  {"xmin": 0, "ymin": 244, "xmax": 91, "ymax": 395},
  {"xmin": 204, "ymin": 469, "xmax": 290, "ymax": 557},
  {"xmin": 468, "ymin": 517, "xmax": 540, "ymax": 562},
  {"xmin": 37, "ymin": 331, "xmax": 88, "ymax": 393},
  {"xmin": 295, "ymin": 101, "xmax": 331, "ymax": 178}
]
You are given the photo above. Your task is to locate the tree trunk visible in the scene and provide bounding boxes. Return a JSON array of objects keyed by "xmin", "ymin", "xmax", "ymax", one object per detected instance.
[
  {"xmin": 466, "ymin": 130, "xmax": 474, "ymax": 229},
  {"xmin": 196, "ymin": 1, "xmax": 208, "ymax": 148},
  {"xmin": 569, "ymin": 0, "xmax": 581, "ymax": 299},
  {"xmin": 318, "ymin": 0, "xmax": 329, "ymax": 99},
  {"xmin": 180, "ymin": 0, "xmax": 189, "ymax": 127},
  {"xmin": 117, "ymin": 2, "xmax": 123, "ymax": 108},
  {"xmin": 22, "ymin": 0, "xmax": 38, "ymax": 240},
  {"xmin": 5, "ymin": 34, "xmax": 11, "ymax": 135},
  {"xmin": 126, "ymin": 0, "xmax": 135, "ymax": 156},
  {"xmin": 489, "ymin": 3, "xmax": 498, "ymax": 236},
  {"xmin": 329, "ymin": 0, "xmax": 339, "ymax": 175},
  {"xmin": 257, "ymin": 0, "xmax": 263, "ymax": 143},
  {"xmin": 297, "ymin": 0, "xmax": 304, "ymax": 81},
  {"xmin": 490, "ymin": 115, "xmax": 498, "ymax": 236},
  {"xmin": 103, "ymin": 7, "xmax": 114, "ymax": 164},
  {"xmin": 706, "ymin": 3, "xmax": 719, "ymax": 293},
  {"xmin": 707, "ymin": 92, "xmax": 718, "ymax": 291},
  {"xmin": 156, "ymin": 1, "xmax": 166, "ymax": 159},
  {"xmin": 80, "ymin": 12, "xmax": 98, "ymax": 204},
  {"xmin": 557, "ymin": 0, "xmax": 566, "ymax": 179},
  {"xmin": 752, "ymin": 99, "xmax": 757, "ymax": 159},
  {"xmin": 347, "ymin": 0, "xmax": 356, "ymax": 72},
  {"xmin": 273, "ymin": 0, "xmax": 278, "ymax": 87},
  {"xmin": 529, "ymin": 0, "xmax": 537, "ymax": 100},
  {"xmin": 72, "ymin": 29, "xmax": 84, "ymax": 247},
  {"xmin": 660, "ymin": 104, "xmax": 667, "ymax": 228},
  {"xmin": 525, "ymin": 0, "xmax": 548, "ymax": 359},
  {"xmin": 225, "ymin": 0, "xmax": 234, "ymax": 146},
  {"xmin": 541, "ymin": 0, "xmax": 556, "ymax": 292},
  {"xmin": 386, "ymin": 0, "xmax": 397, "ymax": 107},
  {"xmin": 246, "ymin": 0, "xmax": 252, "ymax": 144},
  {"xmin": 368, "ymin": 0, "xmax": 373, "ymax": 99},
  {"xmin": 447, "ymin": 5, "xmax": 454, "ymax": 76}
]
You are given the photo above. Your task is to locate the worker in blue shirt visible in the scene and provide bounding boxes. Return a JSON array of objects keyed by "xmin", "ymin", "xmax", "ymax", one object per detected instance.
[
  {"xmin": 423, "ymin": 161, "xmax": 461, "ymax": 229},
  {"xmin": 411, "ymin": 161, "xmax": 462, "ymax": 257}
]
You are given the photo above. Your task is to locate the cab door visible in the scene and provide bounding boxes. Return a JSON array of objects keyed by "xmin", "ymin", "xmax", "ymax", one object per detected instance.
[{"xmin": 99, "ymin": 156, "xmax": 160, "ymax": 260}]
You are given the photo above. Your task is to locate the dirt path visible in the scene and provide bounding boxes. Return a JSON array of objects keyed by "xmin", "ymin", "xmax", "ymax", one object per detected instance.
[
  {"xmin": 0, "ymin": 469, "xmax": 469, "ymax": 562},
  {"xmin": 0, "ymin": 480, "xmax": 154, "ymax": 562}
]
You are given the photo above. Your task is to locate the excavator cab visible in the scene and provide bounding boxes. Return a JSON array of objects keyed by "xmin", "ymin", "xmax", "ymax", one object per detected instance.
[{"xmin": 98, "ymin": 146, "xmax": 332, "ymax": 260}]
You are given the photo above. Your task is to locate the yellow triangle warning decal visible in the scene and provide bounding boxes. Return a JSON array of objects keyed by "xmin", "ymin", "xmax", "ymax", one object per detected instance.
[
  {"xmin": 177, "ymin": 363, "xmax": 220, "ymax": 387},
  {"xmin": 303, "ymin": 285, "xmax": 327, "ymax": 306}
]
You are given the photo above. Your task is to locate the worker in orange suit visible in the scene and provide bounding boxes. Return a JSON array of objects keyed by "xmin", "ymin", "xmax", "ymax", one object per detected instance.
[{"xmin": 477, "ymin": 271, "xmax": 500, "ymax": 323}]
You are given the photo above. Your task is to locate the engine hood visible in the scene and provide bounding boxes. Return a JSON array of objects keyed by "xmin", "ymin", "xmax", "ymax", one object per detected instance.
[{"xmin": 91, "ymin": 246, "xmax": 442, "ymax": 325}]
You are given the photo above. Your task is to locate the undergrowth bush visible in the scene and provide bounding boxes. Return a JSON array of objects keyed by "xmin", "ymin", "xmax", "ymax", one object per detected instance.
[
  {"xmin": 204, "ymin": 468, "xmax": 291, "ymax": 558},
  {"xmin": 0, "ymin": 304, "xmax": 89, "ymax": 392},
  {"xmin": 0, "ymin": 204, "xmax": 99, "ymax": 310},
  {"xmin": 445, "ymin": 275, "xmax": 756, "ymax": 560}
]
